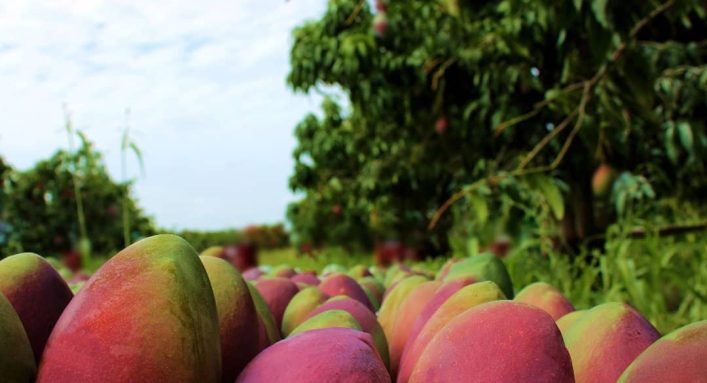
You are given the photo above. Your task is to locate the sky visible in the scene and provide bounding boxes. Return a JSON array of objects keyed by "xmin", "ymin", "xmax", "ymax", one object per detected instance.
[{"xmin": 0, "ymin": 0, "xmax": 333, "ymax": 230}]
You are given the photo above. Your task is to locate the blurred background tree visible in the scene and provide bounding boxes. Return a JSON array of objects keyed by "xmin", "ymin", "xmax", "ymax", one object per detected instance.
[
  {"xmin": 286, "ymin": 0, "xmax": 707, "ymax": 255},
  {"xmin": 0, "ymin": 135, "xmax": 154, "ymax": 258}
]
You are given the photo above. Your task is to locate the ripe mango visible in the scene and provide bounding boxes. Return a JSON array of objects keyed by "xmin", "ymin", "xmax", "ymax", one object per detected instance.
[
  {"xmin": 36, "ymin": 234, "xmax": 221, "ymax": 383},
  {"xmin": 236, "ymin": 328, "xmax": 390, "ymax": 382},
  {"xmin": 409, "ymin": 301, "xmax": 573, "ymax": 383},
  {"xmin": 563, "ymin": 302, "xmax": 660, "ymax": 383},
  {"xmin": 0, "ymin": 253, "xmax": 73, "ymax": 363}
]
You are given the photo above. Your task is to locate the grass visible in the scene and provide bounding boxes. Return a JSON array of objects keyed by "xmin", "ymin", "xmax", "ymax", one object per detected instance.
[
  {"xmin": 505, "ymin": 233, "xmax": 706, "ymax": 333},
  {"xmin": 259, "ymin": 247, "xmax": 371, "ymax": 272}
]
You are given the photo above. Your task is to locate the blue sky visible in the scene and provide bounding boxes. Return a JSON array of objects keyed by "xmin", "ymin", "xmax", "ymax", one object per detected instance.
[{"xmin": 0, "ymin": 0, "xmax": 334, "ymax": 230}]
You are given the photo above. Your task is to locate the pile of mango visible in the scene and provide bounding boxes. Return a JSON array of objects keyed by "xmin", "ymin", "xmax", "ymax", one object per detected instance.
[{"xmin": 0, "ymin": 234, "xmax": 704, "ymax": 382}]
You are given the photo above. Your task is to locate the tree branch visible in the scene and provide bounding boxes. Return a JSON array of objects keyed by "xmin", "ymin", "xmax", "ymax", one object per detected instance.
[
  {"xmin": 346, "ymin": 0, "xmax": 367, "ymax": 26},
  {"xmin": 428, "ymin": 0, "xmax": 678, "ymax": 231}
]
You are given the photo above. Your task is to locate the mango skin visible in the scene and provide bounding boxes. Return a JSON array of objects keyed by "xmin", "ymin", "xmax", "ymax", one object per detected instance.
[
  {"xmin": 247, "ymin": 283, "xmax": 281, "ymax": 351},
  {"xmin": 435, "ymin": 258, "xmax": 460, "ymax": 280},
  {"xmin": 36, "ymin": 234, "xmax": 221, "ymax": 383},
  {"xmin": 556, "ymin": 309, "xmax": 586, "ymax": 336},
  {"xmin": 514, "ymin": 282, "xmax": 574, "ymax": 320},
  {"xmin": 254, "ymin": 277, "xmax": 300, "ymax": 331},
  {"xmin": 270, "ymin": 265, "xmax": 297, "ymax": 278},
  {"xmin": 397, "ymin": 281, "xmax": 506, "ymax": 383},
  {"xmin": 358, "ymin": 276, "xmax": 385, "ymax": 310},
  {"xmin": 200, "ymin": 256, "xmax": 260, "ymax": 383},
  {"xmin": 0, "ymin": 252, "xmax": 73, "ymax": 363},
  {"xmin": 0, "ymin": 291, "xmax": 36, "ymax": 382},
  {"xmin": 290, "ymin": 272, "xmax": 320, "ymax": 286},
  {"xmin": 236, "ymin": 328, "xmax": 390, "ymax": 383},
  {"xmin": 592, "ymin": 164, "xmax": 616, "ymax": 197},
  {"xmin": 281, "ymin": 287, "xmax": 329, "ymax": 336},
  {"xmin": 378, "ymin": 275, "xmax": 428, "ymax": 354},
  {"xmin": 289, "ymin": 309, "xmax": 361, "ymax": 336},
  {"xmin": 348, "ymin": 264, "xmax": 372, "ymax": 279},
  {"xmin": 403, "ymin": 278, "xmax": 475, "ymax": 357},
  {"xmin": 242, "ymin": 268, "xmax": 263, "ymax": 281},
  {"xmin": 617, "ymin": 320, "xmax": 707, "ymax": 383},
  {"xmin": 384, "ymin": 264, "xmax": 413, "ymax": 289},
  {"xmin": 199, "ymin": 246, "xmax": 224, "ymax": 258},
  {"xmin": 388, "ymin": 281, "xmax": 441, "ymax": 375},
  {"xmin": 563, "ymin": 302, "xmax": 660, "ymax": 383},
  {"xmin": 443, "ymin": 253, "xmax": 514, "ymax": 298},
  {"xmin": 319, "ymin": 273, "xmax": 375, "ymax": 312},
  {"xmin": 409, "ymin": 301, "xmax": 574, "ymax": 383},
  {"xmin": 307, "ymin": 296, "xmax": 390, "ymax": 369}
]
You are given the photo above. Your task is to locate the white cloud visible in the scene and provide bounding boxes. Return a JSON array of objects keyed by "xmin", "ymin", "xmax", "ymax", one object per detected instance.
[{"xmin": 0, "ymin": 0, "xmax": 329, "ymax": 230}]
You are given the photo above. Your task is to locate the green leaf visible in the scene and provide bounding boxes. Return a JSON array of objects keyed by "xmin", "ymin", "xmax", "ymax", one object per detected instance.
[
  {"xmin": 557, "ymin": 29, "xmax": 567, "ymax": 47},
  {"xmin": 466, "ymin": 237, "xmax": 480, "ymax": 257},
  {"xmin": 128, "ymin": 142, "xmax": 145, "ymax": 175},
  {"xmin": 615, "ymin": 190, "xmax": 627, "ymax": 216},
  {"xmin": 592, "ymin": 0, "xmax": 610, "ymax": 28},
  {"xmin": 468, "ymin": 193, "xmax": 489, "ymax": 225},
  {"xmin": 76, "ymin": 130, "xmax": 90, "ymax": 147},
  {"xmin": 677, "ymin": 121, "xmax": 694, "ymax": 154},
  {"xmin": 665, "ymin": 122, "xmax": 679, "ymax": 164},
  {"xmin": 442, "ymin": 0, "xmax": 460, "ymax": 16},
  {"xmin": 121, "ymin": 129, "xmax": 130, "ymax": 150},
  {"xmin": 537, "ymin": 175, "xmax": 565, "ymax": 220},
  {"xmin": 573, "ymin": 0, "xmax": 583, "ymax": 11}
]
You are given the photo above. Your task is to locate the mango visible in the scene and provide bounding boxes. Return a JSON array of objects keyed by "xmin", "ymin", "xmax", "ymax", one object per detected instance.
[
  {"xmin": 368, "ymin": 265, "xmax": 386, "ymax": 282},
  {"xmin": 254, "ymin": 277, "xmax": 300, "ymax": 330},
  {"xmin": 242, "ymin": 267, "xmax": 263, "ymax": 281},
  {"xmin": 270, "ymin": 265, "xmax": 297, "ymax": 278},
  {"xmin": 617, "ymin": 320, "xmax": 706, "ymax": 383},
  {"xmin": 408, "ymin": 301, "xmax": 574, "ymax": 382},
  {"xmin": 592, "ymin": 164, "xmax": 616, "ymax": 197},
  {"xmin": 377, "ymin": 275, "xmax": 428, "ymax": 359},
  {"xmin": 434, "ymin": 257, "xmax": 459, "ymax": 280},
  {"xmin": 281, "ymin": 286, "xmax": 329, "ymax": 336},
  {"xmin": 319, "ymin": 273, "xmax": 375, "ymax": 311},
  {"xmin": 0, "ymin": 292, "xmax": 36, "ymax": 382},
  {"xmin": 247, "ymin": 283, "xmax": 281, "ymax": 351},
  {"xmin": 290, "ymin": 271, "xmax": 320, "ymax": 286},
  {"xmin": 307, "ymin": 296, "xmax": 390, "ymax": 368},
  {"xmin": 442, "ymin": 253, "xmax": 514, "ymax": 298},
  {"xmin": 402, "ymin": 278, "xmax": 475, "ymax": 364},
  {"xmin": 0, "ymin": 253, "xmax": 73, "ymax": 363},
  {"xmin": 514, "ymin": 282, "xmax": 574, "ymax": 320},
  {"xmin": 563, "ymin": 302, "xmax": 660, "ymax": 383},
  {"xmin": 358, "ymin": 276, "xmax": 385, "ymax": 310},
  {"xmin": 384, "ymin": 263, "xmax": 412, "ymax": 289},
  {"xmin": 348, "ymin": 264, "xmax": 372, "ymax": 279},
  {"xmin": 36, "ymin": 234, "xmax": 221, "ymax": 383},
  {"xmin": 556, "ymin": 309, "xmax": 586, "ymax": 336},
  {"xmin": 397, "ymin": 281, "xmax": 506, "ymax": 383},
  {"xmin": 388, "ymin": 281, "xmax": 441, "ymax": 375},
  {"xmin": 289, "ymin": 309, "xmax": 361, "ymax": 336},
  {"xmin": 236, "ymin": 328, "xmax": 390, "ymax": 382},
  {"xmin": 200, "ymin": 256, "xmax": 259, "ymax": 383},
  {"xmin": 199, "ymin": 246, "xmax": 224, "ymax": 258}
]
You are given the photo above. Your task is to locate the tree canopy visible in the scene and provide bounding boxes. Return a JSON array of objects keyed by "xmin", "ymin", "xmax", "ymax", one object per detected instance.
[
  {"xmin": 0, "ymin": 136, "xmax": 154, "ymax": 258},
  {"xmin": 286, "ymin": 0, "xmax": 707, "ymax": 254}
]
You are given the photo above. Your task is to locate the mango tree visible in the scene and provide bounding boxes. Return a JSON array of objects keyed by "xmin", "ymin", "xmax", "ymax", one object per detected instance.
[{"xmin": 287, "ymin": 0, "xmax": 707, "ymax": 253}]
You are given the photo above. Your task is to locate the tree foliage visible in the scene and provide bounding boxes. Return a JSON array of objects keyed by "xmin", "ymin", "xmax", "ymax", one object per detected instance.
[
  {"xmin": 0, "ymin": 137, "xmax": 154, "ymax": 258},
  {"xmin": 287, "ymin": 0, "xmax": 707, "ymax": 253}
]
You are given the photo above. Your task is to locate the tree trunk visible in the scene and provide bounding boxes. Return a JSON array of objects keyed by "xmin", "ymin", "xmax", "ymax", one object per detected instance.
[{"xmin": 561, "ymin": 142, "xmax": 597, "ymax": 252}]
